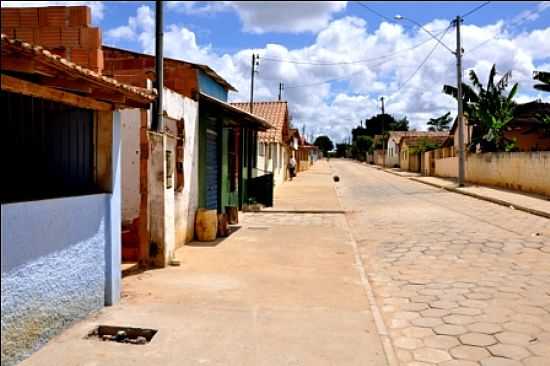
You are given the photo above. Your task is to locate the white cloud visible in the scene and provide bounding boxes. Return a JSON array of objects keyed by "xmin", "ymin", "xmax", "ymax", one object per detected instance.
[
  {"xmin": 231, "ymin": 1, "xmax": 347, "ymax": 34},
  {"xmin": 513, "ymin": 1, "xmax": 550, "ymax": 25},
  {"xmin": 106, "ymin": 6, "xmax": 550, "ymax": 143},
  {"xmin": 167, "ymin": 1, "xmax": 347, "ymax": 34},
  {"xmin": 0, "ymin": 1, "xmax": 104, "ymax": 21}
]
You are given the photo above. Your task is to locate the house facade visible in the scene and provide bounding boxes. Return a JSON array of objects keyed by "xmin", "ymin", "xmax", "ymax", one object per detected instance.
[
  {"xmin": 398, "ymin": 133, "xmax": 449, "ymax": 172},
  {"xmin": 102, "ymin": 46, "xmax": 269, "ymax": 266},
  {"xmin": 1, "ymin": 33, "xmax": 154, "ymax": 366},
  {"xmin": 232, "ymin": 101, "xmax": 290, "ymax": 188}
]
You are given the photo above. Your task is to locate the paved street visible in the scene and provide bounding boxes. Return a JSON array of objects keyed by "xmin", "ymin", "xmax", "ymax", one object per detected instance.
[
  {"xmin": 17, "ymin": 159, "xmax": 550, "ymax": 366},
  {"xmin": 332, "ymin": 160, "xmax": 550, "ymax": 366},
  {"xmin": 20, "ymin": 161, "xmax": 387, "ymax": 366}
]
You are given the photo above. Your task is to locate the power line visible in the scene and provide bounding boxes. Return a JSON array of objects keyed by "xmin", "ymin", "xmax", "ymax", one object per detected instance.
[
  {"xmin": 461, "ymin": 1, "xmax": 491, "ymax": 18},
  {"xmin": 467, "ymin": 2, "xmax": 542, "ymax": 54},
  {"xmin": 260, "ymin": 28, "xmax": 448, "ymax": 66},
  {"xmin": 387, "ymin": 25, "xmax": 453, "ymax": 102},
  {"xmin": 355, "ymin": 1, "xmax": 395, "ymax": 23}
]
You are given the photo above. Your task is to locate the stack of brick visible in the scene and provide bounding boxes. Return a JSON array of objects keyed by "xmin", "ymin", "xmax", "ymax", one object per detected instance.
[{"xmin": 1, "ymin": 6, "xmax": 103, "ymax": 73}]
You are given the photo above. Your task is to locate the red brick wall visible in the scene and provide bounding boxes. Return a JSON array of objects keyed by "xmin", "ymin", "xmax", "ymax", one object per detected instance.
[
  {"xmin": 1, "ymin": 6, "xmax": 103, "ymax": 73},
  {"xmin": 103, "ymin": 47, "xmax": 199, "ymax": 99}
]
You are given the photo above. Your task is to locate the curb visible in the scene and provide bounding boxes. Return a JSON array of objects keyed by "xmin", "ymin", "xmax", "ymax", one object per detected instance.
[
  {"xmin": 250, "ymin": 209, "xmax": 347, "ymax": 214},
  {"xmin": 333, "ymin": 164, "xmax": 399, "ymax": 366},
  {"xmin": 408, "ymin": 177, "xmax": 550, "ymax": 220}
]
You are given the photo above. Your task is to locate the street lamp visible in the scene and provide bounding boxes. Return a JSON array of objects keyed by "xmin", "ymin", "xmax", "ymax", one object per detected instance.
[{"xmin": 394, "ymin": 14, "xmax": 466, "ymax": 187}]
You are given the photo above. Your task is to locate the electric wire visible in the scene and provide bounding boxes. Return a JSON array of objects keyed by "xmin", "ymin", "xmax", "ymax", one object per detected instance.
[
  {"xmin": 259, "ymin": 28, "xmax": 448, "ymax": 67},
  {"xmin": 461, "ymin": 1, "xmax": 491, "ymax": 18}
]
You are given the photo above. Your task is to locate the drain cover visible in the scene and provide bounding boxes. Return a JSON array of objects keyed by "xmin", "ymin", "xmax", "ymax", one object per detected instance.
[{"xmin": 87, "ymin": 325, "xmax": 157, "ymax": 345}]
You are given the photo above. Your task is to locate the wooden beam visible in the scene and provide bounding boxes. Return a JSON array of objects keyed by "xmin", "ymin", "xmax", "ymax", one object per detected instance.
[
  {"xmin": 91, "ymin": 89, "xmax": 126, "ymax": 103},
  {"xmin": 1, "ymin": 74, "xmax": 113, "ymax": 111},
  {"xmin": 40, "ymin": 78, "xmax": 93, "ymax": 94},
  {"xmin": 1, "ymin": 55, "xmax": 57, "ymax": 77}
]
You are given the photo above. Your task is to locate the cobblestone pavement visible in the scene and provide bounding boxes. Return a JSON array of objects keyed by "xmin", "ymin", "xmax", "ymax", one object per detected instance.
[{"xmin": 332, "ymin": 160, "xmax": 550, "ymax": 366}]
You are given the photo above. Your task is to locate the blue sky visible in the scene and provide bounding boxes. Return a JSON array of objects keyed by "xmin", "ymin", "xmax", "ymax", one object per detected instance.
[
  {"xmin": 3, "ymin": 1, "xmax": 549, "ymax": 141},
  {"xmin": 101, "ymin": 2, "xmax": 549, "ymax": 51}
]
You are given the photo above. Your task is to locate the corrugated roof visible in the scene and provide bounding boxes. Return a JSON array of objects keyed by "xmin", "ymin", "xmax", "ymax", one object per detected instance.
[
  {"xmin": 1, "ymin": 33, "xmax": 156, "ymax": 102},
  {"xmin": 102, "ymin": 45, "xmax": 237, "ymax": 92},
  {"xmin": 199, "ymin": 93, "xmax": 271, "ymax": 130},
  {"xmin": 230, "ymin": 101, "xmax": 289, "ymax": 143}
]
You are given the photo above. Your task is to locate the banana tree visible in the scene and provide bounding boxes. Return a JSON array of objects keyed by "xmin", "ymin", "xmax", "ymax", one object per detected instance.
[{"xmin": 443, "ymin": 64, "xmax": 518, "ymax": 152}]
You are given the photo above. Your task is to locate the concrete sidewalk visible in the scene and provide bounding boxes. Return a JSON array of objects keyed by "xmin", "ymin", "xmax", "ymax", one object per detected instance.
[
  {"xmin": 365, "ymin": 163, "xmax": 550, "ymax": 219},
  {"xmin": 264, "ymin": 161, "xmax": 343, "ymax": 212},
  {"xmin": 20, "ymin": 162, "xmax": 388, "ymax": 366},
  {"xmin": 410, "ymin": 176, "xmax": 550, "ymax": 219}
]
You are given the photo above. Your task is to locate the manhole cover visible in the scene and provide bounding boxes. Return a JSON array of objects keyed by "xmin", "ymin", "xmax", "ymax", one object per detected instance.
[{"xmin": 87, "ymin": 325, "xmax": 157, "ymax": 345}]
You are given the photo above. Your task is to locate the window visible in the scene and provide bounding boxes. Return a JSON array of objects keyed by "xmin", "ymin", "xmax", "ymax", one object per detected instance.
[
  {"xmin": 267, "ymin": 143, "xmax": 272, "ymax": 160},
  {"xmin": 2, "ymin": 92, "xmax": 98, "ymax": 203}
]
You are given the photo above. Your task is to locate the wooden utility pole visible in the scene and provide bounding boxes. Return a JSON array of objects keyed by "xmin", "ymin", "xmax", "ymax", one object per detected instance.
[
  {"xmin": 380, "ymin": 96, "xmax": 386, "ymax": 167},
  {"xmin": 250, "ymin": 53, "xmax": 258, "ymax": 113},
  {"xmin": 454, "ymin": 16, "xmax": 465, "ymax": 187}
]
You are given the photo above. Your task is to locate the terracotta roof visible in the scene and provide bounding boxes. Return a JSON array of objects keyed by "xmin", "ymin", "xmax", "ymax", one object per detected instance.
[
  {"xmin": 1, "ymin": 34, "xmax": 156, "ymax": 103},
  {"xmin": 390, "ymin": 131, "xmax": 449, "ymax": 145},
  {"xmin": 400, "ymin": 134, "xmax": 449, "ymax": 148},
  {"xmin": 102, "ymin": 45, "xmax": 237, "ymax": 92},
  {"xmin": 230, "ymin": 101, "xmax": 289, "ymax": 143}
]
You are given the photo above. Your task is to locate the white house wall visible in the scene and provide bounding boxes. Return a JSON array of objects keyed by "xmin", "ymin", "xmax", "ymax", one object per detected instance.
[
  {"xmin": 120, "ymin": 109, "xmax": 141, "ymax": 225},
  {"xmin": 386, "ymin": 138, "xmax": 400, "ymax": 168},
  {"xmin": 176, "ymin": 96, "xmax": 199, "ymax": 245}
]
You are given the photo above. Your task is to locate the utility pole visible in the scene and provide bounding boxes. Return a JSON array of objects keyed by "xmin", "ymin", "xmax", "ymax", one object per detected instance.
[
  {"xmin": 394, "ymin": 13, "xmax": 466, "ymax": 185},
  {"xmin": 380, "ymin": 96, "xmax": 386, "ymax": 167},
  {"xmin": 250, "ymin": 53, "xmax": 259, "ymax": 114},
  {"xmin": 454, "ymin": 16, "xmax": 465, "ymax": 187},
  {"xmin": 278, "ymin": 82, "xmax": 284, "ymax": 101},
  {"xmin": 152, "ymin": 0, "xmax": 163, "ymax": 132}
]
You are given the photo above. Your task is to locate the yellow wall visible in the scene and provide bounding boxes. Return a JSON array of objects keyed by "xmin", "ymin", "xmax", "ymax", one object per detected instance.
[{"xmin": 434, "ymin": 152, "xmax": 550, "ymax": 196}]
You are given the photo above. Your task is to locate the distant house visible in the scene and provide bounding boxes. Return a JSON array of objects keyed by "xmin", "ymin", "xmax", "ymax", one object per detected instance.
[
  {"xmin": 1, "ymin": 33, "xmax": 154, "ymax": 365},
  {"xmin": 232, "ymin": 101, "xmax": 290, "ymax": 188},
  {"xmin": 446, "ymin": 101, "xmax": 550, "ymax": 152},
  {"xmin": 505, "ymin": 101, "xmax": 550, "ymax": 151},
  {"xmin": 386, "ymin": 131, "xmax": 449, "ymax": 168},
  {"xmin": 399, "ymin": 134, "xmax": 449, "ymax": 172}
]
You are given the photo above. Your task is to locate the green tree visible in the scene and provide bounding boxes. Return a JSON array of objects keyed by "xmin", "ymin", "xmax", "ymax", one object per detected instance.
[
  {"xmin": 363, "ymin": 114, "xmax": 408, "ymax": 137},
  {"xmin": 427, "ymin": 112, "xmax": 452, "ymax": 132},
  {"xmin": 335, "ymin": 143, "xmax": 350, "ymax": 157},
  {"xmin": 313, "ymin": 135, "xmax": 334, "ymax": 155},
  {"xmin": 393, "ymin": 116, "xmax": 409, "ymax": 131},
  {"xmin": 443, "ymin": 64, "xmax": 518, "ymax": 152},
  {"xmin": 352, "ymin": 135, "xmax": 374, "ymax": 160}
]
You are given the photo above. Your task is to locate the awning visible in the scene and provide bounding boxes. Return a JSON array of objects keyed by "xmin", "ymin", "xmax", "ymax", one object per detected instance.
[{"xmin": 199, "ymin": 92, "xmax": 272, "ymax": 131}]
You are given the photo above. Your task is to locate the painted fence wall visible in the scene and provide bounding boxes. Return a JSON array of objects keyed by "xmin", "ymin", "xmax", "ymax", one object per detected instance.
[
  {"xmin": 434, "ymin": 152, "xmax": 550, "ymax": 197},
  {"xmin": 1, "ymin": 194, "xmax": 109, "ymax": 366}
]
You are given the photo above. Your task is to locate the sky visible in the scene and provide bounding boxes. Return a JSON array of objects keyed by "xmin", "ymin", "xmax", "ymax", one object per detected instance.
[{"xmin": 3, "ymin": 1, "xmax": 550, "ymax": 143}]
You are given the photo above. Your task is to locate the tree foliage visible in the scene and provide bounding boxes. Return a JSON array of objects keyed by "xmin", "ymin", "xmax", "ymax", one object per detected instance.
[
  {"xmin": 443, "ymin": 64, "xmax": 518, "ymax": 152},
  {"xmin": 409, "ymin": 137, "xmax": 443, "ymax": 155},
  {"xmin": 335, "ymin": 143, "xmax": 350, "ymax": 158},
  {"xmin": 313, "ymin": 135, "xmax": 334, "ymax": 154},
  {"xmin": 427, "ymin": 112, "xmax": 452, "ymax": 132}
]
